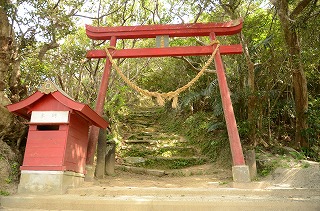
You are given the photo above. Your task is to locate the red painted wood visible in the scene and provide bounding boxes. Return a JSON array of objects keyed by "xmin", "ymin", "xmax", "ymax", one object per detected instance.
[
  {"xmin": 86, "ymin": 45, "xmax": 243, "ymax": 59},
  {"xmin": 6, "ymin": 92, "xmax": 45, "ymax": 119},
  {"xmin": 26, "ymin": 131, "xmax": 67, "ymax": 145},
  {"xmin": 86, "ymin": 37, "xmax": 117, "ymax": 165},
  {"xmin": 22, "ymin": 129, "xmax": 68, "ymax": 168},
  {"xmin": 21, "ymin": 112, "xmax": 90, "ymax": 173},
  {"xmin": 28, "ymin": 124, "xmax": 68, "ymax": 132},
  {"xmin": 210, "ymin": 33, "xmax": 245, "ymax": 166},
  {"xmin": 24, "ymin": 147, "xmax": 65, "ymax": 158},
  {"xmin": 25, "ymin": 137, "xmax": 66, "ymax": 148},
  {"xmin": 22, "ymin": 157, "xmax": 65, "ymax": 167},
  {"xmin": 20, "ymin": 166, "xmax": 67, "ymax": 171},
  {"xmin": 65, "ymin": 113, "xmax": 89, "ymax": 173},
  {"xmin": 86, "ymin": 19, "xmax": 243, "ymax": 40},
  {"xmin": 52, "ymin": 92, "xmax": 108, "ymax": 128},
  {"xmin": 29, "ymin": 94, "xmax": 71, "ymax": 112}
]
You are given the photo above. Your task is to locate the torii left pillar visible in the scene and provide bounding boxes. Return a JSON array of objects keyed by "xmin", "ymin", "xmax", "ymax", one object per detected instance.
[
  {"xmin": 85, "ymin": 19, "xmax": 251, "ymax": 183},
  {"xmin": 85, "ymin": 37, "xmax": 117, "ymax": 180}
]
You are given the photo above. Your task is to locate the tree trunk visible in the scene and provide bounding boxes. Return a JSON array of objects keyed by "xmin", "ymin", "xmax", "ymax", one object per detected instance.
[
  {"xmin": 291, "ymin": 51, "xmax": 308, "ymax": 148},
  {"xmin": 240, "ymin": 32, "xmax": 256, "ymax": 147},
  {"xmin": 0, "ymin": 2, "xmax": 14, "ymax": 132},
  {"xmin": 0, "ymin": 2, "xmax": 11, "ymax": 98},
  {"xmin": 272, "ymin": 0, "xmax": 309, "ymax": 148},
  {"xmin": 0, "ymin": 1, "xmax": 27, "ymax": 150}
]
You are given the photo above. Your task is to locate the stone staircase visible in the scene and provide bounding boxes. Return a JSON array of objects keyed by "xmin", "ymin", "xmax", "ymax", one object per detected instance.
[{"xmin": 116, "ymin": 107, "xmax": 208, "ymax": 176}]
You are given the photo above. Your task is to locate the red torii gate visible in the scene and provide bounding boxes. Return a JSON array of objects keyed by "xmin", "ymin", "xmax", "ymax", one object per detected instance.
[{"xmin": 85, "ymin": 19, "xmax": 250, "ymax": 182}]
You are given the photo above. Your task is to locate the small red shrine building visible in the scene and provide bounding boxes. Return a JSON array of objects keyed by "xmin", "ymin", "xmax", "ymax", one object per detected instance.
[{"xmin": 7, "ymin": 81, "xmax": 108, "ymax": 193}]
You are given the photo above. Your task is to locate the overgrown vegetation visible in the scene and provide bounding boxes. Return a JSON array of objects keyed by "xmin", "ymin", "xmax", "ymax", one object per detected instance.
[
  {"xmin": 256, "ymin": 146, "xmax": 312, "ymax": 177},
  {"xmin": 142, "ymin": 157, "xmax": 207, "ymax": 169},
  {"xmin": 156, "ymin": 109, "xmax": 231, "ymax": 164}
]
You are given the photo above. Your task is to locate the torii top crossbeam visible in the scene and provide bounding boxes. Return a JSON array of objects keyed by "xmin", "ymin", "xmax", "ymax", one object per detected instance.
[
  {"xmin": 86, "ymin": 19, "xmax": 243, "ymax": 59},
  {"xmin": 86, "ymin": 19, "xmax": 243, "ymax": 39},
  {"xmin": 85, "ymin": 19, "xmax": 249, "ymax": 182}
]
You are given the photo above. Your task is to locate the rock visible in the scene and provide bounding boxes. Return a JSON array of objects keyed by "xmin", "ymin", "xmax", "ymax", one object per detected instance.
[
  {"xmin": 124, "ymin": 157, "xmax": 146, "ymax": 165},
  {"xmin": 0, "ymin": 93, "xmax": 27, "ymax": 148}
]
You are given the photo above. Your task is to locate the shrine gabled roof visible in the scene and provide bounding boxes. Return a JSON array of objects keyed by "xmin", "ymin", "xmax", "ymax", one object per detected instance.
[{"xmin": 6, "ymin": 81, "xmax": 108, "ymax": 129}]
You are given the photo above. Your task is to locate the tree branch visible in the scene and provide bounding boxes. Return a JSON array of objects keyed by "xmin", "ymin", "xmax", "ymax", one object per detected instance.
[
  {"xmin": 38, "ymin": 41, "xmax": 59, "ymax": 61},
  {"xmin": 173, "ymin": 56, "xmax": 216, "ymax": 74},
  {"xmin": 52, "ymin": 0, "xmax": 61, "ymax": 10},
  {"xmin": 290, "ymin": 0, "xmax": 313, "ymax": 19},
  {"xmin": 73, "ymin": 6, "xmax": 122, "ymax": 20}
]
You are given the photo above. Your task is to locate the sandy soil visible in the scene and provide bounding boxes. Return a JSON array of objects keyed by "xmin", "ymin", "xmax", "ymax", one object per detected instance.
[
  {"xmin": 94, "ymin": 160, "xmax": 320, "ymax": 190},
  {"xmin": 99, "ymin": 165, "xmax": 233, "ymax": 188}
]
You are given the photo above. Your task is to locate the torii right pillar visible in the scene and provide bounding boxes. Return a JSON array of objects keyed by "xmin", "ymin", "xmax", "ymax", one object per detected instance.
[{"xmin": 210, "ymin": 32, "xmax": 250, "ymax": 183}]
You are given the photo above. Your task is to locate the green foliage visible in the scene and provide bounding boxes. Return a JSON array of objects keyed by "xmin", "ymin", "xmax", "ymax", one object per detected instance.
[
  {"xmin": 140, "ymin": 157, "xmax": 206, "ymax": 170},
  {"xmin": 288, "ymin": 151, "xmax": 306, "ymax": 161},
  {"xmin": 105, "ymin": 85, "xmax": 130, "ymax": 118},
  {"xmin": 0, "ymin": 190, "xmax": 10, "ymax": 196},
  {"xmin": 258, "ymin": 159, "xmax": 279, "ymax": 177},
  {"xmin": 158, "ymin": 110, "xmax": 228, "ymax": 161},
  {"xmin": 7, "ymin": 161, "xmax": 20, "ymax": 184},
  {"xmin": 302, "ymin": 97, "xmax": 320, "ymax": 161}
]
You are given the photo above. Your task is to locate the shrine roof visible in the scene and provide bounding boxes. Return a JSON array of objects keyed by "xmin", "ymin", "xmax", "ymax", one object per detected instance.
[{"xmin": 6, "ymin": 81, "xmax": 108, "ymax": 129}]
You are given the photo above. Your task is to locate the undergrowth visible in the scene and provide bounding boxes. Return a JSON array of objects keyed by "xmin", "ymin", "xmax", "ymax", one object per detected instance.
[{"xmin": 157, "ymin": 109, "xmax": 230, "ymax": 163}]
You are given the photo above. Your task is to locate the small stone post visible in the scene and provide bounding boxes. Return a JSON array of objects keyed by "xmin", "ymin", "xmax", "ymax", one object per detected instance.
[
  {"xmin": 245, "ymin": 149, "xmax": 257, "ymax": 180},
  {"xmin": 95, "ymin": 129, "xmax": 107, "ymax": 178},
  {"xmin": 105, "ymin": 140, "xmax": 116, "ymax": 175}
]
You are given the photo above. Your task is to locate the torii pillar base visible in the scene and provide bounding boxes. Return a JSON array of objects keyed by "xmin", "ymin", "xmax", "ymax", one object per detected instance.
[{"xmin": 232, "ymin": 165, "xmax": 251, "ymax": 183}]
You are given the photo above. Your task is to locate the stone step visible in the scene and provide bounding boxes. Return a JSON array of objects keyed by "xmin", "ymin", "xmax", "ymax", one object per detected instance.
[
  {"xmin": 115, "ymin": 165, "xmax": 166, "ymax": 176},
  {"xmin": 66, "ymin": 184, "xmax": 320, "ymax": 197},
  {"xmin": 119, "ymin": 106, "xmax": 206, "ymax": 173},
  {"xmin": 121, "ymin": 141, "xmax": 197, "ymax": 158},
  {"xmin": 122, "ymin": 156, "xmax": 208, "ymax": 170},
  {"xmin": 123, "ymin": 139, "xmax": 159, "ymax": 144},
  {"xmin": 1, "ymin": 188, "xmax": 319, "ymax": 211},
  {"xmin": 125, "ymin": 118, "xmax": 156, "ymax": 125},
  {"xmin": 125, "ymin": 133, "xmax": 184, "ymax": 142},
  {"xmin": 123, "ymin": 138, "xmax": 187, "ymax": 145},
  {"xmin": 115, "ymin": 164, "xmax": 213, "ymax": 177},
  {"xmin": 125, "ymin": 113, "xmax": 160, "ymax": 121},
  {"xmin": 129, "ymin": 108, "xmax": 163, "ymax": 116}
]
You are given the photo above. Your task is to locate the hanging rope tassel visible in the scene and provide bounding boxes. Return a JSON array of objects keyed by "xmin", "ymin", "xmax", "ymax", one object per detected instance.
[
  {"xmin": 156, "ymin": 94, "xmax": 165, "ymax": 106},
  {"xmin": 172, "ymin": 95, "xmax": 179, "ymax": 109}
]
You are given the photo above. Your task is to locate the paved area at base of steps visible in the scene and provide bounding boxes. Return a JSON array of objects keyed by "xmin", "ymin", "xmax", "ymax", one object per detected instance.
[{"xmin": 1, "ymin": 187, "xmax": 320, "ymax": 211}]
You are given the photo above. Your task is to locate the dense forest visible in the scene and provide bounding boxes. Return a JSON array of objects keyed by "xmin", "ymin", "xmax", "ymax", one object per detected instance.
[{"xmin": 0, "ymin": 0, "xmax": 319, "ymax": 184}]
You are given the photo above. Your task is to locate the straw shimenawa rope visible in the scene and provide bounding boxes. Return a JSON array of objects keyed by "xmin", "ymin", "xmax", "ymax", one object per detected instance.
[{"xmin": 105, "ymin": 40, "xmax": 220, "ymax": 108}]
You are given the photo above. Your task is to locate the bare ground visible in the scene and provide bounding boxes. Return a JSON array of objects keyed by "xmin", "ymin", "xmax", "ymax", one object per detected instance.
[
  {"xmin": 98, "ymin": 164, "xmax": 233, "ymax": 188},
  {"xmin": 92, "ymin": 160, "xmax": 320, "ymax": 190}
]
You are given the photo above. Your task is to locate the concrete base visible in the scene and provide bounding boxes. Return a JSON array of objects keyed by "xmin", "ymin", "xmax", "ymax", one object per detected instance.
[
  {"xmin": 18, "ymin": 170, "xmax": 84, "ymax": 194},
  {"xmin": 232, "ymin": 165, "xmax": 251, "ymax": 183}
]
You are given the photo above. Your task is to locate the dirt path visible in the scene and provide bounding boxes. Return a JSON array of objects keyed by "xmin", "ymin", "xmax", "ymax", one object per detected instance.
[
  {"xmin": 1, "ymin": 162, "xmax": 319, "ymax": 211},
  {"xmin": 90, "ymin": 160, "xmax": 320, "ymax": 190}
]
